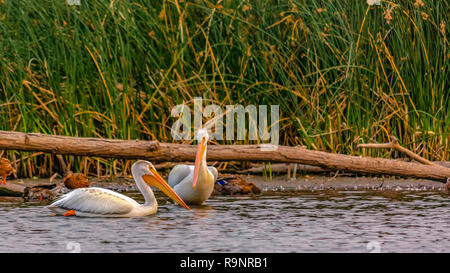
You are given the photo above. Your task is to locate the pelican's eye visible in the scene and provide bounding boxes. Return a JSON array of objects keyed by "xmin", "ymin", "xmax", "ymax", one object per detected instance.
[{"xmin": 148, "ymin": 165, "xmax": 157, "ymax": 175}]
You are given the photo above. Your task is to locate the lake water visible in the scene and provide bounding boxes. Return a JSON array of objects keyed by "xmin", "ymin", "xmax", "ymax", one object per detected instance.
[{"xmin": 0, "ymin": 190, "xmax": 448, "ymax": 253}]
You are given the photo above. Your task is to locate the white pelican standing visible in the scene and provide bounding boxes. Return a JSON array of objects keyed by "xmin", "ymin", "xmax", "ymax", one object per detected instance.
[
  {"xmin": 47, "ymin": 160, "xmax": 190, "ymax": 217},
  {"xmin": 168, "ymin": 129, "xmax": 218, "ymax": 205}
]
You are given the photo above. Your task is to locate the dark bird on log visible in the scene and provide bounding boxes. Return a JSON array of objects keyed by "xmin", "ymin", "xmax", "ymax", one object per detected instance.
[
  {"xmin": 24, "ymin": 182, "xmax": 70, "ymax": 201},
  {"xmin": 0, "ymin": 158, "xmax": 15, "ymax": 184},
  {"xmin": 213, "ymin": 174, "xmax": 261, "ymax": 195},
  {"xmin": 24, "ymin": 184, "xmax": 58, "ymax": 201},
  {"xmin": 63, "ymin": 171, "xmax": 90, "ymax": 189}
]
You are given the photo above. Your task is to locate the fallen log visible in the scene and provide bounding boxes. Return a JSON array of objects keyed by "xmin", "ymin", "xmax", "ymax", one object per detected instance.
[
  {"xmin": 238, "ymin": 163, "xmax": 328, "ymax": 175},
  {"xmin": 0, "ymin": 182, "xmax": 25, "ymax": 197},
  {"xmin": 0, "ymin": 130, "xmax": 449, "ymax": 182},
  {"xmin": 240, "ymin": 161, "xmax": 450, "ymax": 175}
]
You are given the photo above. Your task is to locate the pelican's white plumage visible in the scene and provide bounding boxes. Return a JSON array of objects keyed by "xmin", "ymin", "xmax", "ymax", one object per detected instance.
[
  {"xmin": 169, "ymin": 165, "xmax": 218, "ymax": 188},
  {"xmin": 48, "ymin": 188, "xmax": 138, "ymax": 217},
  {"xmin": 168, "ymin": 129, "xmax": 217, "ymax": 205},
  {"xmin": 168, "ymin": 164, "xmax": 218, "ymax": 204},
  {"xmin": 47, "ymin": 160, "xmax": 190, "ymax": 217}
]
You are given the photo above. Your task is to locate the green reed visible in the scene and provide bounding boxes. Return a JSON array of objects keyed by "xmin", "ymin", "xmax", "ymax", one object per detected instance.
[{"xmin": 0, "ymin": 0, "xmax": 448, "ymax": 177}]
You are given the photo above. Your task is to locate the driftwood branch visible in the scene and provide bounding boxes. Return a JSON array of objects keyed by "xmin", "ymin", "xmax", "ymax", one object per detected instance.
[
  {"xmin": 240, "ymin": 161, "xmax": 450, "ymax": 175},
  {"xmin": 357, "ymin": 135, "xmax": 437, "ymax": 166},
  {"xmin": 239, "ymin": 163, "xmax": 328, "ymax": 175},
  {"xmin": 56, "ymin": 154, "xmax": 68, "ymax": 173},
  {"xmin": 0, "ymin": 130, "xmax": 449, "ymax": 182}
]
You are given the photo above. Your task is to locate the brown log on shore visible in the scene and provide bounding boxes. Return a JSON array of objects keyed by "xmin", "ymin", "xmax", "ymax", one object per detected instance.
[
  {"xmin": 243, "ymin": 163, "xmax": 328, "ymax": 174},
  {"xmin": 0, "ymin": 182, "xmax": 25, "ymax": 197},
  {"xmin": 0, "ymin": 130, "xmax": 449, "ymax": 182},
  {"xmin": 240, "ymin": 162, "xmax": 450, "ymax": 175}
]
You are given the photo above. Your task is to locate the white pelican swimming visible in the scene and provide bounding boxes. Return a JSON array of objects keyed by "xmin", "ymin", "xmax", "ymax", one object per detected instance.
[
  {"xmin": 47, "ymin": 160, "xmax": 190, "ymax": 217},
  {"xmin": 168, "ymin": 129, "xmax": 218, "ymax": 205}
]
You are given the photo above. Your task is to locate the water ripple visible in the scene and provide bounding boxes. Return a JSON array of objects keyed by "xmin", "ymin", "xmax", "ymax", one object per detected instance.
[{"xmin": 0, "ymin": 191, "xmax": 448, "ymax": 252}]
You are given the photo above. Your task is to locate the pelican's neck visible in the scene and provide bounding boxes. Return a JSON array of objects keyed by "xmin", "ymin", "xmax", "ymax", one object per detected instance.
[
  {"xmin": 134, "ymin": 172, "xmax": 156, "ymax": 207},
  {"xmin": 197, "ymin": 144, "xmax": 212, "ymax": 185}
]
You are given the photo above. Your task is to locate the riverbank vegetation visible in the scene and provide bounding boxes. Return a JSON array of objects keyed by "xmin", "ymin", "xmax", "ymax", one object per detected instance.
[{"xmin": 0, "ymin": 0, "xmax": 448, "ymax": 178}]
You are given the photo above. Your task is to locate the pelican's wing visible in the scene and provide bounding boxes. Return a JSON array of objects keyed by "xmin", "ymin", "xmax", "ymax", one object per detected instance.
[
  {"xmin": 208, "ymin": 167, "xmax": 218, "ymax": 182},
  {"xmin": 168, "ymin": 164, "xmax": 194, "ymax": 188},
  {"xmin": 47, "ymin": 187, "xmax": 136, "ymax": 215}
]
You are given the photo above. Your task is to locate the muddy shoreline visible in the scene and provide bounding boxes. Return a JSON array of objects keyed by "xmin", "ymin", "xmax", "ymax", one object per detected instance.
[{"xmin": 4, "ymin": 174, "xmax": 448, "ymax": 194}]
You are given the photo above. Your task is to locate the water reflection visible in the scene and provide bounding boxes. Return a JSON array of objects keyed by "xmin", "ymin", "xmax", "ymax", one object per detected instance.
[
  {"xmin": 0, "ymin": 190, "xmax": 448, "ymax": 252},
  {"xmin": 191, "ymin": 204, "xmax": 215, "ymax": 218}
]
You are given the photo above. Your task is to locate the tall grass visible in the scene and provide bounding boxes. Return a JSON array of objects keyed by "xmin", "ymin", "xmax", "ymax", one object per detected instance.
[{"xmin": 0, "ymin": 0, "xmax": 448, "ymax": 178}]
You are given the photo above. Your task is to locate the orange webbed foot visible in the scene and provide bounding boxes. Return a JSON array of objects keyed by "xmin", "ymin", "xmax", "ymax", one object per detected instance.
[{"xmin": 64, "ymin": 210, "xmax": 76, "ymax": 217}]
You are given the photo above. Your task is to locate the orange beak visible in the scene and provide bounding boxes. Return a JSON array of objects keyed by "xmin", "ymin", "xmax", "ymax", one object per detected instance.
[
  {"xmin": 143, "ymin": 168, "xmax": 190, "ymax": 210},
  {"xmin": 192, "ymin": 136, "xmax": 207, "ymax": 189}
]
